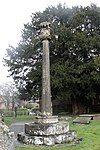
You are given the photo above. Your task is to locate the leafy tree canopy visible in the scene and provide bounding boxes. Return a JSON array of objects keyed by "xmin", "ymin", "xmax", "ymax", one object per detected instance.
[{"xmin": 4, "ymin": 4, "xmax": 100, "ymax": 111}]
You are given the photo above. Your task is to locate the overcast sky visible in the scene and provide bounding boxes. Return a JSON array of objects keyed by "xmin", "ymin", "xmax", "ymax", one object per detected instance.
[{"xmin": 0, "ymin": 0, "xmax": 100, "ymax": 83}]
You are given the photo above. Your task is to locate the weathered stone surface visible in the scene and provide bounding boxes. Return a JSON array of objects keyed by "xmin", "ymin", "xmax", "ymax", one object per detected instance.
[
  {"xmin": 58, "ymin": 116, "xmax": 68, "ymax": 121},
  {"xmin": 40, "ymin": 22, "xmax": 51, "ymax": 40},
  {"xmin": 17, "ymin": 132, "xmax": 27, "ymax": 143},
  {"xmin": 55, "ymin": 135, "xmax": 63, "ymax": 144},
  {"xmin": 18, "ymin": 120, "xmax": 77, "ymax": 146},
  {"xmin": 44, "ymin": 136, "xmax": 55, "ymax": 145},
  {"xmin": 34, "ymin": 115, "xmax": 58, "ymax": 124},
  {"xmin": 34, "ymin": 136, "xmax": 43, "ymax": 145},
  {"xmin": 73, "ymin": 117, "xmax": 91, "ymax": 124},
  {"xmin": 79, "ymin": 114, "xmax": 100, "ymax": 120},
  {"xmin": 17, "ymin": 130, "xmax": 77, "ymax": 146},
  {"xmin": 0, "ymin": 122, "xmax": 15, "ymax": 150},
  {"xmin": 66, "ymin": 131, "xmax": 77, "ymax": 142},
  {"xmin": 17, "ymin": 22, "xmax": 77, "ymax": 146},
  {"xmin": 40, "ymin": 22, "xmax": 52, "ymax": 115},
  {"xmin": 25, "ymin": 121, "xmax": 69, "ymax": 136}
]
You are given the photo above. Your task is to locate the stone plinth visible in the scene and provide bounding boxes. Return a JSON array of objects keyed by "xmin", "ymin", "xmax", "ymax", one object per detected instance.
[
  {"xmin": 18, "ymin": 117, "xmax": 77, "ymax": 145},
  {"xmin": 18, "ymin": 129, "xmax": 77, "ymax": 145},
  {"xmin": 34, "ymin": 115, "xmax": 58, "ymax": 124},
  {"xmin": 25, "ymin": 121, "xmax": 69, "ymax": 136}
]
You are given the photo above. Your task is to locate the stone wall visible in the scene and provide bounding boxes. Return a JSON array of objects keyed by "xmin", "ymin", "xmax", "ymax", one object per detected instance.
[{"xmin": 0, "ymin": 122, "xmax": 15, "ymax": 150}]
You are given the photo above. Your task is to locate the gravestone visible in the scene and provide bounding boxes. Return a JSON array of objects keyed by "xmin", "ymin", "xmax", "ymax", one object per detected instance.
[
  {"xmin": 73, "ymin": 117, "xmax": 91, "ymax": 124},
  {"xmin": 0, "ymin": 114, "xmax": 15, "ymax": 150}
]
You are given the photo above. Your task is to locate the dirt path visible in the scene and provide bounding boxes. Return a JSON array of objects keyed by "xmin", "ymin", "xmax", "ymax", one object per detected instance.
[
  {"xmin": 10, "ymin": 120, "xmax": 31, "ymax": 136},
  {"xmin": 9, "ymin": 120, "xmax": 33, "ymax": 146}
]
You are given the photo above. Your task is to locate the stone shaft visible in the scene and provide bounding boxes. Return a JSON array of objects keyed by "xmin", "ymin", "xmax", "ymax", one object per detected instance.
[{"xmin": 41, "ymin": 39, "xmax": 52, "ymax": 115}]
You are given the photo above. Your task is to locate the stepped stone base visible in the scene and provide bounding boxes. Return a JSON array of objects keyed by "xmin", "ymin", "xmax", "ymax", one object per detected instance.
[
  {"xmin": 17, "ymin": 116, "xmax": 77, "ymax": 145},
  {"xmin": 18, "ymin": 130, "xmax": 77, "ymax": 145},
  {"xmin": 25, "ymin": 121, "xmax": 69, "ymax": 136}
]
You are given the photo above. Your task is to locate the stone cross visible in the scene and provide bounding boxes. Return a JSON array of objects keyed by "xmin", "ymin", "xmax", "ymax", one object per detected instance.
[{"xmin": 40, "ymin": 22, "xmax": 52, "ymax": 116}]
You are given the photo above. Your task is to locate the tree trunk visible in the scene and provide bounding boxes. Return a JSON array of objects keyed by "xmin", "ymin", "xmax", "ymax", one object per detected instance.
[
  {"xmin": 72, "ymin": 99, "xmax": 86, "ymax": 114},
  {"xmin": 72, "ymin": 99, "xmax": 79, "ymax": 114}
]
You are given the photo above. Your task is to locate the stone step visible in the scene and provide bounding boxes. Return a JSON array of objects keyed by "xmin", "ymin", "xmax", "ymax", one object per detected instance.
[{"xmin": 17, "ymin": 130, "xmax": 77, "ymax": 145}]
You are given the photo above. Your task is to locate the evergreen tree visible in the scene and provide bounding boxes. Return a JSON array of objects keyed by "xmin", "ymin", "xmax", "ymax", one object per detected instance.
[{"xmin": 4, "ymin": 4, "xmax": 100, "ymax": 113}]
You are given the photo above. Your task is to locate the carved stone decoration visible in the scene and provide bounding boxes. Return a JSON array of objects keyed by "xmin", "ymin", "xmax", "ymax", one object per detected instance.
[{"xmin": 40, "ymin": 22, "xmax": 51, "ymax": 40}]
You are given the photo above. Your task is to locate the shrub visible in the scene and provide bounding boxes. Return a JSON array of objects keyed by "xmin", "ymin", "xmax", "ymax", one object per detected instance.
[{"xmin": 24, "ymin": 103, "xmax": 34, "ymax": 109}]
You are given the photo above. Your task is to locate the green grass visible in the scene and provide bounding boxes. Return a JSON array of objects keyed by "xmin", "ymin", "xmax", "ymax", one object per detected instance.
[
  {"xmin": 4, "ymin": 115, "xmax": 32, "ymax": 126},
  {"xmin": 15, "ymin": 118, "xmax": 100, "ymax": 150}
]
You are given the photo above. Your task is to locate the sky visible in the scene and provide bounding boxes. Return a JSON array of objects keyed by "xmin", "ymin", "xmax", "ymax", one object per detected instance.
[{"xmin": 0, "ymin": 0, "xmax": 100, "ymax": 83}]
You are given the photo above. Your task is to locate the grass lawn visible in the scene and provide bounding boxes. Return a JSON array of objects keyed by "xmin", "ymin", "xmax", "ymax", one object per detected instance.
[
  {"xmin": 15, "ymin": 117, "xmax": 100, "ymax": 150},
  {"xmin": 4, "ymin": 115, "xmax": 32, "ymax": 126}
]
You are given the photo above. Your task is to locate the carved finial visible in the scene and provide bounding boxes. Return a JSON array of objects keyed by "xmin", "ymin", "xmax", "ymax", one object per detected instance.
[
  {"xmin": 40, "ymin": 22, "xmax": 51, "ymax": 40},
  {"xmin": 40, "ymin": 22, "xmax": 51, "ymax": 28}
]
